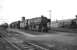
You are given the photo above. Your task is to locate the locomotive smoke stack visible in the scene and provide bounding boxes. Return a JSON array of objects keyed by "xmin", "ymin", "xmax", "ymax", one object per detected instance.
[{"xmin": 22, "ymin": 16, "xmax": 25, "ymax": 21}]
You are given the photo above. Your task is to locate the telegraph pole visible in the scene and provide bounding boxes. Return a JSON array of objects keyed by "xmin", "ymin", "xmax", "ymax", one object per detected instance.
[
  {"xmin": 49, "ymin": 10, "xmax": 52, "ymax": 25},
  {"xmin": 48, "ymin": 10, "xmax": 52, "ymax": 28},
  {"xmin": 49, "ymin": 10, "xmax": 51, "ymax": 21}
]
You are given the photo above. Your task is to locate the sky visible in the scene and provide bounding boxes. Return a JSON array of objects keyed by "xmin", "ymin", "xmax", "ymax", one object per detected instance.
[{"xmin": 0, "ymin": 0, "xmax": 77, "ymax": 24}]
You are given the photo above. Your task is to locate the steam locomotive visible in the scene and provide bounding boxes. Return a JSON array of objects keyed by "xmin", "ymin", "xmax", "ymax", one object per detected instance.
[
  {"xmin": 0, "ymin": 23, "xmax": 8, "ymax": 29},
  {"xmin": 10, "ymin": 16, "xmax": 51, "ymax": 32}
]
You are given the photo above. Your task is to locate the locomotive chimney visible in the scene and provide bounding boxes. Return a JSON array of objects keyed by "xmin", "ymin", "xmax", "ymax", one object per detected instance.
[{"xmin": 22, "ymin": 16, "xmax": 25, "ymax": 21}]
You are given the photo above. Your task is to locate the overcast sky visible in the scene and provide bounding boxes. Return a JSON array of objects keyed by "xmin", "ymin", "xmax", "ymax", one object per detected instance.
[{"xmin": 0, "ymin": 0, "xmax": 77, "ymax": 24}]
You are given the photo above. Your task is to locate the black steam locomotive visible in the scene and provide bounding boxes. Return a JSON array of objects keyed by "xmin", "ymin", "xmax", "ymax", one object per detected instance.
[{"xmin": 10, "ymin": 16, "xmax": 51, "ymax": 32}]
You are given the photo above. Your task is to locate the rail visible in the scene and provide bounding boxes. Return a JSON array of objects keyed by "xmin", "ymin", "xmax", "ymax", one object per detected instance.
[
  {"xmin": 0, "ymin": 30, "xmax": 49, "ymax": 50},
  {"xmin": 0, "ymin": 30, "xmax": 21, "ymax": 50}
]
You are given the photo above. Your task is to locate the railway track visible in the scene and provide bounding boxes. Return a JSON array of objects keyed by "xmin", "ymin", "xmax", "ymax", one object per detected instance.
[
  {"xmin": 0, "ymin": 30, "xmax": 49, "ymax": 50},
  {"xmin": 0, "ymin": 30, "xmax": 21, "ymax": 50}
]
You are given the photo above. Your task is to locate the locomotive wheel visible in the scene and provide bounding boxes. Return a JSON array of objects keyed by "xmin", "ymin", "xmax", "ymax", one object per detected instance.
[
  {"xmin": 43, "ymin": 26, "xmax": 48, "ymax": 32},
  {"xmin": 38, "ymin": 30, "xmax": 41, "ymax": 32}
]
